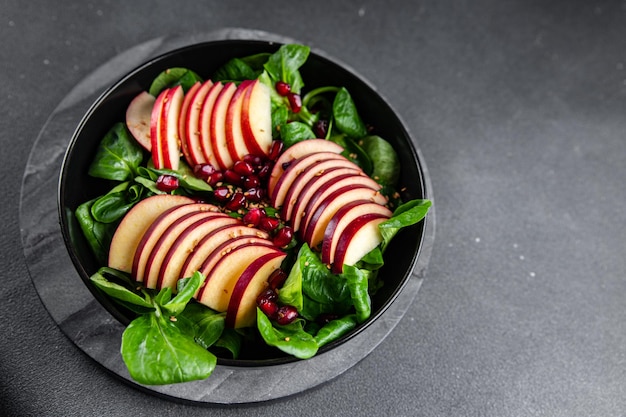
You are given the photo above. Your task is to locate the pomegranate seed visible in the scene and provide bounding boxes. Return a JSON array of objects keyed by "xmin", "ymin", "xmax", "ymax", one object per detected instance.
[
  {"xmin": 223, "ymin": 169, "xmax": 244, "ymax": 186},
  {"xmin": 259, "ymin": 217, "xmax": 280, "ymax": 232},
  {"xmin": 243, "ymin": 154, "xmax": 263, "ymax": 167},
  {"xmin": 155, "ymin": 175, "xmax": 179, "ymax": 192},
  {"xmin": 207, "ymin": 171, "xmax": 224, "ymax": 187},
  {"xmin": 244, "ymin": 187, "xmax": 265, "ymax": 202},
  {"xmin": 275, "ymin": 81, "xmax": 291, "ymax": 96},
  {"xmin": 268, "ymin": 269, "xmax": 288, "ymax": 290},
  {"xmin": 233, "ymin": 160, "xmax": 255, "ymax": 176},
  {"xmin": 273, "ymin": 226, "xmax": 293, "ymax": 247},
  {"xmin": 242, "ymin": 207, "xmax": 266, "ymax": 227},
  {"xmin": 213, "ymin": 186, "xmax": 231, "ymax": 202},
  {"xmin": 225, "ymin": 192, "xmax": 247, "ymax": 211},
  {"xmin": 313, "ymin": 119, "xmax": 329, "ymax": 138},
  {"xmin": 287, "ymin": 93, "xmax": 302, "ymax": 113},
  {"xmin": 268, "ymin": 140, "xmax": 284, "ymax": 161},
  {"xmin": 243, "ymin": 174, "xmax": 261, "ymax": 189},
  {"xmin": 276, "ymin": 305, "xmax": 299, "ymax": 325},
  {"xmin": 193, "ymin": 163, "xmax": 217, "ymax": 180},
  {"xmin": 257, "ymin": 162, "xmax": 273, "ymax": 180},
  {"xmin": 257, "ymin": 289, "xmax": 279, "ymax": 318}
]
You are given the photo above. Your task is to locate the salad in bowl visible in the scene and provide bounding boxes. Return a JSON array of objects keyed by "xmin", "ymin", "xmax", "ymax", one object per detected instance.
[{"xmin": 60, "ymin": 40, "xmax": 431, "ymax": 386}]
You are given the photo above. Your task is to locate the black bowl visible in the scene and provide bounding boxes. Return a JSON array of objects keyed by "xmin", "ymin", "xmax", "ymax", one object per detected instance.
[{"xmin": 59, "ymin": 39, "xmax": 429, "ymax": 367}]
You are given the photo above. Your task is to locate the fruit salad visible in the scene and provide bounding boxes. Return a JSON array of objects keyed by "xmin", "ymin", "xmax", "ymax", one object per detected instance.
[{"xmin": 74, "ymin": 43, "xmax": 431, "ymax": 385}]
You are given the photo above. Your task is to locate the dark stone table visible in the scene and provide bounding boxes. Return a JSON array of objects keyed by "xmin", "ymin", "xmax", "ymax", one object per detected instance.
[{"xmin": 2, "ymin": 1, "xmax": 625, "ymax": 415}]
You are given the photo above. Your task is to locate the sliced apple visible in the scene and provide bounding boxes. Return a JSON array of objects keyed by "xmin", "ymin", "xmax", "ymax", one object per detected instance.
[
  {"xmin": 320, "ymin": 200, "xmax": 392, "ymax": 266},
  {"xmin": 108, "ymin": 195, "xmax": 194, "ymax": 273},
  {"xmin": 210, "ymin": 82, "xmax": 238, "ymax": 170},
  {"xmin": 226, "ymin": 251, "xmax": 286, "ymax": 328},
  {"xmin": 240, "ymin": 79, "xmax": 273, "ymax": 157},
  {"xmin": 280, "ymin": 159, "xmax": 363, "ymax": 222},
  {"xmin": 198, "ymin": 81, "xmax": 225, "ymax": 169},
  {"xmin": 270, "ymin": 151, "xmax": 349, "ymax": 209},
  {"xmin": 268, "ymin": 139, "xmax": 344, "ymax": 197},
  {"xmin": 179, "ymin": 80, "xmax": 211, "ymax": 166},
  {"xmin": 299, "ymin": 174, "xmax": 386, "ymax": 236},
  {"xmin": 225, "ymin": 80, "xmax": 254, "ymax": 163},
  {"xmin": 196, "ymin": 243, "xmax": 282, "ymax": 313},
  {"xmin": 331, "ymin": 214, "xmax": 389, "ymax": 273},
  {"xmin": 158, "ymin": 85, "xmax": 185, "ymax": 170},
  {"xmin": 195, "ymin": 235, "xmax": 275, "ymax": 290},
  {"xmin": 156, "ymin": 213, "xmax": 241, "ymax": 290},
  {"xmin": 301, "ymin": 185, "xmax": 388, "ymax": 248},
  {"xmin": 143, "ymin": 210, "xmax": 226, "ymax": 289},
  {"xmin": 126, "ymin": 91, "xmax": 155, "ymax": 151},
  {"xmin": 131, "ymin": 203, "xmax": 221, "ymax": 283},
  {"xmin": 149, "ymin": 88, "xmax": 168, "ymax": 168},
  {"xmin": 179, "ymin": 224, "xmax": 270, "ymax": 279},
  {"xmin": 288, "ymin": 167, "xmax": 363, "ymax": 232}
]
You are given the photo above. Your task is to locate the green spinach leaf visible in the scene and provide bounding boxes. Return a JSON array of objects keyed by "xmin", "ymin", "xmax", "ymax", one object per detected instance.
[
  {"xmin": 360, "ymin": 135, "xmax": 401, "ymax": 186},
  {"xmin": 333, "ymin": 87, "xmax": 367, "ymax": 138},
  {"xmin": 88, "ymin": 122, "xmax": 144, "ymax": 181},
  {"xmin": 314, "ymin": 314, "xmax": 358, "ymax": 347},
  {"xmin": 379, "ymin": 199, "xmax": 432, "ymax": 252},
  {"xmin": 263, "ymin": 44, "xmax": 310, "ymax": 93},
  {"xmin": 121, "ymin": 313, "xmax": 217, "ymax": 385},
  {"xmin": 280, "ymin": 121, "xmax": 316, "ymax": 147},
  {"xmin": 148, "ymin": 67, "xmax": 203, "ymax": 96},
  {"xmin": 257, "ymin": 310, "xmax": 318, "ymax": 359}
]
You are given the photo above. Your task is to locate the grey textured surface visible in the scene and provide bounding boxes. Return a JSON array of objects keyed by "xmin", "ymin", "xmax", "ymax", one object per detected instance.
[{"xmin": 2, "ymin": 0, "xmax": 626, "ymax": 416}]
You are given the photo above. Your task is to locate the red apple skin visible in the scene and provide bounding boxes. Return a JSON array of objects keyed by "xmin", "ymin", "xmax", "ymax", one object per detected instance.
[
  {"xmin": 301, "ymin": 185, "xmax": 388, "ymax": 248},
  {"xmin": 330, "ymin": 213, "xmax": 389, "ymax": 274},
  {"xmin": 198, "ymin": 81, "xmax": 225, "ymax": 169},
  {"xmin": 126, "ymin": 91, "xmax": 156, "ymax": 151},
  {"xmin": 240, "ymin": 79, "xmax": 273, "ymax": 157},
  {"xmin": 287, "ymin": 167, "xmax": 363, "ymax": 232},
  {"xmin": 159, "ymin": 85, "xmax": 185, "ymax": 170},
  {"xmin": 131, "ymin": 203, "xmax": 221, "ymax": 283},
  {"xmin": 143, "ymin": 210, "xmax": 222, "ymax": 289},
  {"xmin": 178, "ymin": 81, "xmax": 202, "ymax": 166},
  {"xmin": 268, "ymin": 139, "xmax": 344, "ymax": 197},
  {"xmin": 210, "ymin": 82, "xmax": 238, "ymax": 170},
  {"xmin": 194, "ymin": 235, "xmax": 275, "ymax": 290},
  {"xmin": 150, "ymin": 88, "xmax": 168, "ymax": 168},
  {"xmin": 179, "ymin": 224, "xmax": 270, "ymax": 279},
  {"xmin": 181, "ymin": 80, "xmax": 214, "ymax": 167},
  {"xmin": 108, "ymin": 195, "xmax": 194, "ymax": 273},
  {"xmin": 226, "ymin": 251, "xmax": 286, "ymax": 328},
  {"xmin": 156, "ymin": 213, "xmax": 241, "ymax": 290},
  {"xmin": 280, "ymin": 158, "xmax": 363, "ymax": 222},
  {"xmin": 320, "ymin": 200, "xmax": 392, "ymax": 265},
  {"xmin": 299, "ymin": 176, "xmax": 387, "ymax": 239},
  {"xmin": 270, "ymin": 151, "xmax": 348, "ymax": 209},
  {"xmin": 195, "ymin": 243, "xmax": 281, "ymax": 313},
  {"xmin": 225, "ymin": 80, "xmax": 254, "ymax": 163}
]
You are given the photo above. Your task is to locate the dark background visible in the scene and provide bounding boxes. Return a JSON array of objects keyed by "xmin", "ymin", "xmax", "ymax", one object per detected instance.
[{"xmin": 2, "ymin": 1, "xmax": 625, "ymax": 416}]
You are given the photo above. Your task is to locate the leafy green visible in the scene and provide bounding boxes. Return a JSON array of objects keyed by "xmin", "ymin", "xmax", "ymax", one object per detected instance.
[
  {"xmin": 90, "ymin": 269, "xmax": 222, "ymax": 385},
  {"xmin": 148, "ymin": 67, "xmax": 203, "ymax": 96},
  {"xmin": 360, "ymin": 135, "xmax": 401, "ymax": 186},
  {"xmin": 279, "ymin": 121, "xmax": 316, "ymax": 147},
  {"xmin": 333, "ymin": 87, "xmax": 368, "ymax": 138},
  {"xmin": 314, "ymin": 314, "xmax": 358, "ymax": 347},
  {"xmin": 75, "ymin": 199, "xmax": 116, "ymax": 265},
  {"xmin": 379, "ymin": 199, "xmax": 432, "ymax": 252},
  {"xmin": 88, "ymin": 122, "xmax": 144, "ymax": 181},
  {"xmin": 263, "ymin": 44, "xmax": 310, "ymax": 94},
  {"xmin": 257, "ymin": 311, "xmax": 318, "ymax": 359},
  {"xmin": 342, "ymin": 265, "xmax": 371, "ymax": 323}
]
